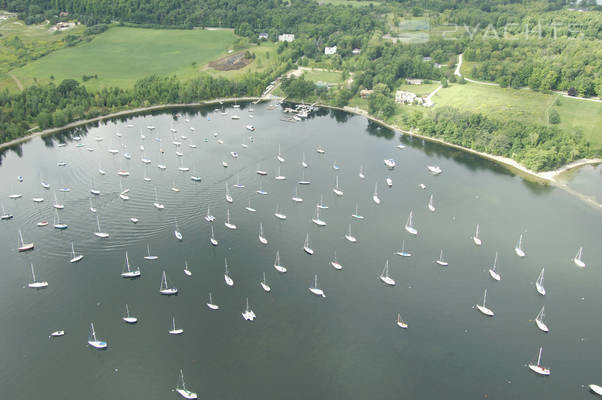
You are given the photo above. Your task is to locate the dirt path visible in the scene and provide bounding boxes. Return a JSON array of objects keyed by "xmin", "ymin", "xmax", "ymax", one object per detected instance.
[{"xmin": 8, "ymin": 73, "xmax": 23, "ymax": 91}]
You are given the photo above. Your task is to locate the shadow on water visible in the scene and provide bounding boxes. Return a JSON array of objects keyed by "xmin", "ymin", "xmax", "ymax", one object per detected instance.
[{"xmin": 366, "ymin": 120, "xmax": 394, "ymax": 139}]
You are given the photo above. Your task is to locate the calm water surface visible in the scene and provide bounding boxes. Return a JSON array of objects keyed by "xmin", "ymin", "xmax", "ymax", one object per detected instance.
[{"xmin": 1, "ymin": 103, "xmax": 601, "ymax": 400}]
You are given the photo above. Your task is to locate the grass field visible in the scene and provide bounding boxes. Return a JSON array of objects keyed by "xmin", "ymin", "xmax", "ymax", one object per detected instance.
[
  {"xmin": 554, "ymin": 97, "xmax": 602, "ymax": 150},
  {"xmin": 303, "ymin": 70, "xmax": 344, "ymax": 84},
  {"xmin": 204, "ymin": 42, "xmax": 279, "ymax": 78},
  {"xmin": 397, "ymin": 82, "xmax": 440, "ymax": 97},
  {"xmin": 7, "ymin": 27, "xmax": 238, "ymax": 90}
]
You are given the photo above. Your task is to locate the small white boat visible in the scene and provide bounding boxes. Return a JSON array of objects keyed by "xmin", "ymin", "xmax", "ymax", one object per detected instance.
[
  {"xmin": 256, "ymin": 181, "xmax": 268, "ymax": 195},
  {"xmin": 312, "ymin": 205, "xmax": 327, "ymax": 226},
  {"xmin": 209, "ymin": 225, "xmax": 218, "ymax": 246},
  {"xmin": 258, "ymin": 223, "xmax": 268, "ymax": 245},
  {"xmin": 473, "ymin": 224, "xmax": 482, "ymax": 246},
  {"xmin": 427, "ymin": 194, "xmax": 435, "ymax": 212},
  {"xmin": 384, "ymin": 159, "xmax": 396, "ymax": 169},
  {"xmin": 245, "ymin": 199, "xmax": 256, "ymax": 212},
  {"xmin": 419, "ymin": 184, "xmax": 426, "ymax": 189},
  {"xmin": 303, "ymin": 233, "xmax": 314, "ymax": 255},
  {"xmin": 309, "ymin": 274, "xmax": 325, "ymax": 297},
  {"xmin": 230, "ymin": 151, "xmax": 239, "ymax": 159},
  {"xmin": 351, "ymin": 203, "xmax": 364, "ymax": 220},
  {"xmin": 144, "ymin": 243, "xmax": 158, "ymax": 260},
  {"xmin": 242, "ymin": 298, "xmax": 256, "ymax": 321},
  {"xmin": 372, "ymin": 183, "xmax": 380, "ymax": 205},
  {"xmin": 395, "ymin": 240, "xmax": 411, "ymax": 257},
  {"xmin": 527, "ymin": 347, "xmax": 550, "ymax": 376},
  {"xmin": 358, "ymin": 165, "xmax": 365, "ymax": 179},
  {"xmin": 333, "ymin": 176, "xmax": 344, "ymax": 196},
  {"xmin": 379, "ymin": 260, "xmax": 395, "ymax": 286},
  {"xmin": 317, "ymin": 195, "xmax": 328, "ymax": 209},
  {"xmin": 175, "ymin": 370, "xmax": 197, "ymax": 399},
  {"xmin": 275, "ymin": 166, "xmax": 286, "ymax": 180},
  {"xmin": 53, "ymin": 209, "xmax": 68, "ymax": 229},
  {"xmin": 53, "ymin": 192, "xmax": 64, "ymax": 209},
  {"xmin": 301, "ymin": 152, "xmax": 308, "ymax": 168},
  {"xmin": 37, "ymin": 221, "xmax": 48, "ymax": 227},
  {"xmin": 345, "ymin": 224, "xmax": 357, "ymax": 243},
  {"xmin": 222, "ymin": 161, "xmax": 229, "ymax": 168},
  {"xmin": 435, "ymin": 249, "xmax": 448, "ymax": 266},
  {"xmin": 87, "ymin": 322, "xmax": 107, "ymax": 349},
  {"xmin": 184, "ymin": 260, "xmax": 192, "ymax": 276},
  {"xmin": 246, "ymin": 125, "xmax": 255, "ymax": 131},
  {"xmin": 159, "ymin": 271, "xmax": 178, "ymax": 295},
  {"xmin": 174, "ymin": 220, "xmax": 183, "ymax": 241},
  {"xmin": 589, "ymin": 385, "xmax": 602, "ymax": 396},
  {"xmin": 28, "ymin": 263, "xmax": 48, "ymax": 288},
  {"xmin": 274, "ymin": 251, "xmax": 287, "ymax": 273},
  {"xmin": 535, "ymin": 268, "xmax": 545, "ymax": 296},
  {"xmin": 297, "ymin": 170, "xmax": 310, "ymax": 185},
  {"xmin": 121, "ymin": 251, "xmax": 141, "ymax": 278},
  {"xmin": 117, "ymin": 170, "xmax": 130, "ymax": 177},
  {"xmin": 574, "ymin": 247, "xmax": 585, "ymax": 268},
  {"xmin": 94, "ymin": 215, "xmax": 109, "ymax": 238},
  {"xmin": 332, "ymin": 161, "xmax": 340, "ymax": 170},
  {"xmin": 405, "ymin": 211, "xmax": 418, "ymax": 236},
  {"xmin": 50, "ymin": 330, "xmax": 65, "ymax": 337},
  {"xmin": 386, "ymin": 177, "xmax": 393, "ymax": 187},
  {"xmin": 515, "ymin": 234, "xmax": 526, "ymax": 257},
  {"xmin": 225, "ymin": 183, "xmax": 233, "ymax": 203},
  {"xmin": 122, "ymin": 304, "xmax": 138, "ymax": 324},
  {"xmin": 396, "ymin": 144, "xmax": 406, "ymax": 149},
  {"xmin": 233, "ymin": 175, "xmax": 244, "ymax": 188},
  {"xmin": 153, "ymin": 188, "xmax": 165, "ymax": 210},
  {"xmin": 256, "ymin": 168, "xmax": 268, "ymax": 176},
  {"xmin": 224, "ymin": 258, "xmax": 234, "ymax": 287},
  {"xmin": 330, "ymin": 251, "xmax": 342, "ymax": 270},
  {"xmin": 260, "ymin": 272, "xmax": 271, "ymax": 292},
  {"xmin": 171, "ymin": 181, "xmax": 180, "ymax": 193},
  {"xmin": 57, "ymin": 162, "xmax": 67, "ymax": 166},
  {"xmin": 316, "ymin": 147, "xmax": 325, "ymax": 154},
  {"xmin": 231, "ymin": 115, "xmax": 240, "ymax": 120},
  {"xmin": 427, "ymin": 165, "xmax": 442, "ymax": 175},
  {"xmin": 224, "ymin": 209, "xmax": 237, "ymax": 230},
  {"xmin": 396, "ymin": 313, "xmax": 408, "ymax": 329},
  {"xmin": 475, "ymin": 289, "xmax": 494, "ymax": 316},
  {"xmin": 277, "ymin": 144, "xmax": 285, "ymax": 163},
  {"xmin": 206, "ymin": 293, "xmax": 219, "ymax": 310},
  {"xmin": 18, "ymin": 229, "xmax": 34, "ymax": 252},
  {"xmin": 168, "ymin": 317, "xmax": 183, "ymax": 335},
  {"xmin": 130, "ymin": 217, "xmax": 139, "ymax": 224},
  {"xmin": 489, "ymin": 252, "xmax": 501, "ymax": 281},
  {"xmin": 292, "ymin": 187, "xmax": 303, "ymax": 203},
  {"xmin": 535, "ymin": 305, "xmax": 549, "ymax": 333},
  {"xmin": 1, "ymin": 202, "xmax": 13, "ymax": 220},
  {"xmin": 98, "ymin": 163, "xmax": 106, "ymax": 175},
  {"xmin": 205, "ymin": 206, "xmax": 215, "ymax": 222},
  {"xmin": 69, "ymin": 242, "xmax": 84, "ymax": 263}
]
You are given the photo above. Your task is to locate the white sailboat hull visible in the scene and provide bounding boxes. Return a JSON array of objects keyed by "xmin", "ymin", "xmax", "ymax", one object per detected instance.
[
  {"xmin": 210, "ymin": 238, "xmax": 218, "ymax": 246},
  {"xmin": 70, "ymin": 255, "xmax": 84, "ymax": 263},
  {"xmin": 476, "ymin": 305, "xmax": 494, "ymax": 316},
  {"xmin": 345, "ymin": 234, "xmax": 357, "ymax": 243},
  {"xmin": 333, "ymin": 189, "xmax": 344, "ymax": 196},
  {"xmin": 574, "ymin": 258, "xmax": 585, "ymax": 268},
  {"xmin": 274, "ymin": 264, "xmax": 287, "ymax": 273},
  {"xmin": 380, "ymin": 276, "xmax": 396, "ymax": 286},
  {"xmin": 176, "ymin": 389, "xmax": 197, "ymax": 399},
  {"xmin": 274, "ymin": 213, "xmax": 287, "ymax": 220},
  {"xmin": 144, "ymin": 256, "xmax": 158, "ymax": 260},
  {"xmin": 436, "ymin": 260, "xmax": 449, "ymax": 266},
  {"xmin": 224, "ymin": 222, "xmax": 237, "ymax": 230},
  {"xmin": 160, "ymin": 288, "xmax": 178, "ymax": 295},
  {"xmin": 473, "ymin": 237, "xmax": 482, "ymax": 246},
  {"xmin": 397, "ymin": 321, "xmax": 408, "ymax": 329},
  {"xmin": 224, "ymin": 275, "xmax": 234, "ymax": 286},
  {"xmin": 488, "ymin": 269, "xmax": 501, "ymax": 281},
  {"xmin": 373, "ymin": 195, "xmax": 380, "ymax": 204},
  {"xmin": 535, "ymin": 319, "xmax": 549, "ymax": 333},
  {"xmin": 309, "ymin": 287, "xmax": 325, "ymax": 297},
  {"xmin": 88, "ymin": 340, "xmax": 107, "ymax": 349},
  {"xmin": 123, "ymin": 317, "xmax": 138, "ymax": 324},
  {"xmin": 588, "ymin": 385, "xmax": 602, "ymax": 396},
  {"xmin": 261, "ymin": 282, "xmax": 271, "ymax": 292},
  {"xmin": 405, "ymin": 226, "xmax": 418, "ymax": 236},
  {"xmin": 121, "ymin": 270, "xmax": 141, "ymax": 278},
  {"xmin": 94, "ymin": 232, "xmax": 109, "ymax": 238},
  {"xmin": 528, "ymin": 364, "xmax": 550, "ymax": 376},
  {"xmin": 331, "ymin": 261, "xmax": 342, "ymax": 270},
  {"xmin": 175, "ymin": 231, "xmax": 183, "ymax": 240},
  {"xmin": 28, "ymin": 282, "xmax": 48, "ymax": 288},
  {"xmin": 207, "ymin": 303, "xmax": 219, "ymax": 310},
  {"xmin": 312, "ymin": 218, "xmax": 326, "ymax": 226},
  {"xmin": 536, "ymin": 283, "xmax": 546, "ymax": 296},
  {"xmin": 304, "ymin": 246, "xmax": 314, "ymax": 255},
  {"xmin": 396, "ymin": 251, "xmax": 412, "ymax": 257},
  {"xmin": 259, "ymin": 236, "xmax": 268, "ymax": 245},
  {"xmin": 50, "ymin": 330, "xmax": 65, "ymax": 337},
  {"xmin": 169, "ymin": 329, "xmax": 184, "ymax": 335},
  {"xmin": 514, "ymin": 247, "xmax": 525, "ymax": 257}
]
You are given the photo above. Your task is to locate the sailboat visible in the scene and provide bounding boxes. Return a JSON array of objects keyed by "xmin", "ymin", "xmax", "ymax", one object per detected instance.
[
  {"xmin": 153, "ymin": 188, "xmax": 164, "ymax": 210},
  {"xmin": 405, "ymin": 211, "xmax": 417, "ymax": 235},
  {"xmin": 514, "ymin": 234, "xmax": 526, "ymax": 257},
  {"xmin": 535, "ymin": 268, "xmax": 545, "ymax": 296},
  {"xmin": 317, "ymin": 195, "xmax": 328, "ymax": 209},
  {"xmin": 225, "ymin": 183, "xmax": 233, "ymax": 203},
  {"xmin": 372, "ymin": 183, "xmax": 380, "ymax": 204},
  {"xmin": 386, "ymin": 177, "xmax": 393, "ymax": 187},
  {"xmin": 210, "ymin": 225, "xmax": 218, "ymax": 246},
  {"xmin": 232, "ymin": 175, "xmax": 244, "ymax": 189},
  {"xmin": 427, "ymin": 194, "xmax": 435, "ymax": 212},
  {"xmin": 18, "ymin": 229, "xmax": 34, "ymax": 252},
  {"xmin": 330, "ymin": 251, "xmax": 342, "ymax": 270},
  {"xmin": 260, "ymin": 272, "xmax": 271, "ymax": 292},
  {"xmin": 588, "ymin": 385, "xmax": 602, "ymax": 396},
  {"xmin": 1, "ymin": 202, "xmax": 13, "ymax": 220},
  {"xmin": 275, "ymin": 166, "xmax": 286, "ymax": 180},
  {"xmin": 489, "ymin": 252, "xmax": 501, "ymax": 281},
  {"xmin": 87, "ymin": 323, "xmax": 107, "ymax": 349},
  {"xmin": 171, "ymin": 180, "xmax": 180, "ymax": 193},
  {"xmin": 69, "ymin": 242, "xmax": 84, "ymax": 263},
  {"xmin": 256, "ymin": 180, "xmax": 268, "ymax": 195},
  {"xmin": 435, "ymin": 250, "xmax": 448, "ymax": 266},
  {"xmin": 473, "ymin": 224, "xmax": 482, "ymax": 246},
  {"xmin": 277, "ymin": 144, "xmax": 285, "ymax": 163},
  {"xmin": 90, "ymin": 178, "xmax": 101, "ymax": 196},
  {"xmin": 89, "ymin": 198, "xmax": 97, "ymax": 213},
  {"xmin": 274, "ymin": 251, "xmax": 287, "ymax": 273},
  {"xmin": 183, "ymin": 260, "xmax": 192, "ymax": 276},
  {"xmin": 535, "ymin": 305, "xmax": 549, "ymax": 333},
  {"xmin": 53, "ymin": 209, "xmax": 68, "ymax": 229},
  {"xmin": 28, "ymin": 263, "xmax": 48, "ymax": 288},
  {"xmin": 242, "ymin": 298, "xmax": 256, "ymax": 320},
  {"xmin": 309, "ymin": 275, "xmax": 325, "ymax": 297},
  {"xmin": 333, "ymin": 176, "xmax": 344, "ymax": 196},
  {"xmin": 292, "ymin": 187, "xmax": 303, "ymax": 203},
  {"xmin": 256, "ymin": 163, "xmax": 268, "ymax": 176},
  {"xmin": 206, "ymin": 293, "xmax": 219, "ymax": 310},
  {"xmin": 395, "ymin": 240, "xmax": 412, "ymax": 257},
  {"xmin": 274, "ymin": 203, "xmax": 287, "ymax": 220},
  {"xmin": 94, "ymin": 215, "xmax": 109, "ymax": 238},
  {"xmin": 352, "ymin": 203, "xmax": 364, "ymax": 220},
  {"xmin": 53, "ymin": 191, "xmax": 64, "ymax": 209},
  {"xmin": 258, "ymin": 223, "xmax": 268, "ymax": 245},
  {"xmin": 345, "ymin": 224, "xmax": 357, "ymax": 243},
  {"xmin": 40, "ymin": 174, "xmax": 50, "ymax": 189},
  {"xmin": 121, "ymin": 251, "xmax": 141, "ymax": 278},
  {"xmin": 379, "ymin": 260, "xmax": 395, "ymax": 286},
  {"xmin": 475, "ymin": 289, "xmax": 494, "ymax": 316},
  {"xmin": 303, "ymin": 233, "xmax": 314, "ymax": 255},
  {"xmin": 174, "ymin": 220, "xmax": 183, "ymax": 241},
  {"xmin": 98, "ymin": 162, "xmax": 106, "ymax": 175},
  {"xmin": 9, "ymin": 185, "xmax": 22, "ymax": 199},
  {"xmin": 175, "ymin": 370, "xmax": 197, "ymax": 399},
  {"xmin": 159, "ymin": 271, "xmax": 178, "ymax": 295},
  {"xmin": 358, "ymin": 165, "xmax": 365, "ymax": 179},
  {"xmin": 50, "ymin": 330, "xmax": 65, "ymax": 337},
  {"xmin": 312, "ymin": 205, "xmax": 327, "ymax": 226},
  {"xmin": 144, "ymin": 243, "xmax": 158, "ymax": 260},
  {"xmin": 122, "ymin": 304, "xmax": 138, "ymax": 324},
  {"xmin": 527, "ymin": 347, "xmax": 550, "ymax": 376},
  {"xmin": 301, "ymin": 152, "xmax": 308, "ymax": 168},
  {"xmin": 396, "ymin": 313, "xmax": 408, "ymax": 329},
  {"xmin": 224, "ymin": 258, "xmax": 234, "ymax": 286},
  {"xmin": 168, "ymin": 317, "xmax": 183, "ymax": 335},
  {"xmin": 297, "ymin": 170, "xmax": 310, "ymax": 185},
  {"xmin": 178, "ymin": 157, "xmax": 189, "ymax": 172},
  {"xmin": 574, "ymin": 247, "xmax": 585, "ymax": 268},
  {"xmin": 224, "ymin": 209, "xmax": 237, "ymax": 230},
  {"xmin": 204, "ymin": 206, "xmax": 215, "ymax": 222}
]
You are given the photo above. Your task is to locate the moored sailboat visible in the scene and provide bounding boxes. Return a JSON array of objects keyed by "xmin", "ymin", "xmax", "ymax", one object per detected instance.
[
  {"xmin": 379, "ymin": 260, "xmax": 395, "ymax": 286},
  {"xmin": 475, "ymin": 289, "xmax": 494, "ymax": 316}
]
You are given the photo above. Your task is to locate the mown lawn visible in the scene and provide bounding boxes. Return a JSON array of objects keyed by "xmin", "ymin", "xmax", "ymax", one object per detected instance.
[
  {"xmin": 303, "ymin": 70, "xmax": 344, "ymax": 84},
  {"xmin": 554, "ymin": 96, "xmax": 602, "ymax": 151}
]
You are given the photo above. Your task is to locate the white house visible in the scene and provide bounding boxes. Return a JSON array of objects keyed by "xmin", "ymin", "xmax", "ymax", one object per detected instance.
[
  {"xmin": 352, "ymin": 48, "xmax": 361, "ymax": 55},
  {"xmin": 324, "ymin": 46, "xmax": 337, "ymax": 55},
  {"xmin": 278, "ymin": 34, "xmax": 295, "ymax": 42},
  {"xmin": 395, "ymin": 90, "xmax": 425, "ymax": 105}
]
